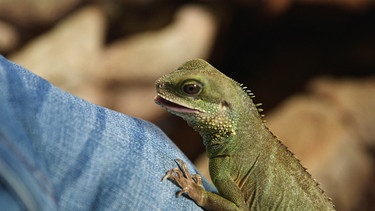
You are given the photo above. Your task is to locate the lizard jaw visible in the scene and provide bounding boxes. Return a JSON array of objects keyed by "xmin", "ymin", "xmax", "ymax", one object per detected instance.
[{"xmin": 155, "ymin": 95, "xmax": 200, "ymax": 114}]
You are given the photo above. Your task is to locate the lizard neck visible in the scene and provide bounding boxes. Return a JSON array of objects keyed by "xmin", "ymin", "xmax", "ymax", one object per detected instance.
[{"xmin": 200, "ymin": 90, "xmax": 272, "ymax": 159}]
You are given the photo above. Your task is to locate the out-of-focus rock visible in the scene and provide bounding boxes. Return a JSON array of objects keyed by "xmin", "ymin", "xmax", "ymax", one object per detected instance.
[
  {"xmin": 195, "ymin": 76, "xmax": 375, "ymax": 211},
  {"xmin": 98, "ymin": 0, "xmax": 181, "ymax": 38},
  {"xmin": 7, "ymin": 4, "xmax": 218, "ymax": 122},
  {"xmin": 0, "ymin": 21, "xmax": 19, "ymax": 53},
  {"xmin": 82, "ymin": 4, "xmax": 218, "ymax": 120},
  {"xmin": 0, "ymin": 0, "xmax": 83, "ymax": 25},
  {"xmin": 106, "ymin": 84, "xmax": 159, "ymax": 120},
  {"xmin": 93, "ymin": 4, "xmax": 217, "ymax": 83},
  {"xmin": 309, "ymin": 77, "xmax": 375, "ymax": 148},
  {"xmin": 9, "ymin": 5, "xmax": 106, "ymax": 95}
]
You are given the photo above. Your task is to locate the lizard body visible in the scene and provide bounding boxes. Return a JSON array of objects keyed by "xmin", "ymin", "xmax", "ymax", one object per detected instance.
[{"xmin": 155, "ymin": 59, "xmax": 335, "ymax": 210}]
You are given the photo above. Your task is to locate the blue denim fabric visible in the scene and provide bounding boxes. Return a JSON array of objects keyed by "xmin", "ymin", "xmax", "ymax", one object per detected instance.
[{"xmin": 0, "ymin": 55, "xmax": 216, "ymax": 210}]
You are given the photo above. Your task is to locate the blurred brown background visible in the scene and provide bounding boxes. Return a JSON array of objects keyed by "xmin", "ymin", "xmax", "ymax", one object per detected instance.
[{"xmin": 1, "ymin": 0, "xmax": 375, "ymax": 210}]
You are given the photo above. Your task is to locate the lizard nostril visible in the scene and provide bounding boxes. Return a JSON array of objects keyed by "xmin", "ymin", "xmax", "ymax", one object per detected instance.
[{"xmin": 156, "ymin": 82, "xmax": 163, "ymax": 89}]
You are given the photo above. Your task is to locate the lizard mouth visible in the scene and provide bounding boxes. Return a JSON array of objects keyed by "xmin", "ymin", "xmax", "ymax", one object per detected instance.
[{"xmin": 154, "ymin": 95, "xmax": 200, "ymax": 114}]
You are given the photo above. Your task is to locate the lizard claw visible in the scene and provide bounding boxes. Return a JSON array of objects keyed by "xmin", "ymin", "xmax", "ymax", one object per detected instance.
[
  {"xmin": 175, "ymin": 159, "xmax": 203, "ymax": 186},
  {"xmin": 161, "ymin": 167, "xmax": 181, "ymax": 182},
  {"xmin": 162, "ymin": 158, "xmax": 204, "ymax": 198}
]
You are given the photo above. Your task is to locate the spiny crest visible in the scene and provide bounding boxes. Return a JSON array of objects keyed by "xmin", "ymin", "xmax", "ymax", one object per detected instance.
[
  {"xmin": 237, "ymin": 81, "xmax": 266, "ymax": 119},
  {"xmin": 233, "ymin": 81, "xmax": 256, "ymax": 99},
  {"xmin": 257, "ymin": 104, "xmax": 266, "ymax": 119},
  {"xmin": 228, "ymin": 75, "xmax": 266, "ymax": 121},
  {"xmin": 246, "ymin": 90, "xmax": 255, "ymax": 98},
  {"xmin": 256, "ymin": 103, "xmax": 264, "ymax": 112}
]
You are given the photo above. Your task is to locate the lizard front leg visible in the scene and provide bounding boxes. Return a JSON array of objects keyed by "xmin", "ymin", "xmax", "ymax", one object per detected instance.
[{"xmin": 163, "ymin": 159, "xmax": 244, "ymax": 211}]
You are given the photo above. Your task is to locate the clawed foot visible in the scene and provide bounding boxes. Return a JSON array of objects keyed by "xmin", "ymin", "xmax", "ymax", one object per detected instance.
[{"xmin": 162, "ymin": 159, "xmax": 203, "ymax": 197}]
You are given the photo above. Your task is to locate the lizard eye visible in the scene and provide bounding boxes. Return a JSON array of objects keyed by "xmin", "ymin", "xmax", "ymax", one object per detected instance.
[{"xmin": 182, "ymin": 81, "xmax": 202, "ymax": 95}]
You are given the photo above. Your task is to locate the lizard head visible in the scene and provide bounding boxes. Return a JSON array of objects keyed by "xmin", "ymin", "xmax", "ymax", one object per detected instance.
[{"xmin": 155, "ymin": 59, "xmax": 258, "ymax": 145}]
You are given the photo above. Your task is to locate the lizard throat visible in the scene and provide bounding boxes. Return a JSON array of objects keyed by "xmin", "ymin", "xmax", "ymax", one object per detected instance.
[{"xmin": 154, "ymin": 95, "xmax": 200, "ymax": 114}]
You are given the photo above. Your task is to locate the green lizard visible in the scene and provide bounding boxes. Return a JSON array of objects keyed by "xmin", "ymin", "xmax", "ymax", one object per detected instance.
[{"xmin": 154, "ymin": 59, "xmax": 335, "ymax": 210}]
